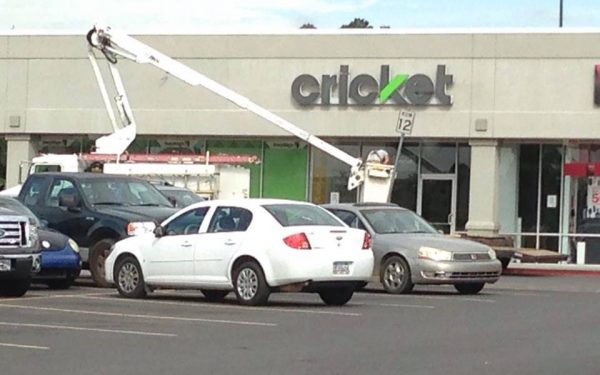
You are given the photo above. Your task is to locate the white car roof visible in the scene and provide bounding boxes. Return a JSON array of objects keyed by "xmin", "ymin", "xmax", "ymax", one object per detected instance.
[{"xmin": 186, "ymin": 198, "xmax": 313, "ymax": 210}]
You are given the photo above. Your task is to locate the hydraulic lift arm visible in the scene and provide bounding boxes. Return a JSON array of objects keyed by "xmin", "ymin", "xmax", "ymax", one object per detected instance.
[{"xmin": 86, "ymin": 24, "xmax": 366, "ymax": 190}]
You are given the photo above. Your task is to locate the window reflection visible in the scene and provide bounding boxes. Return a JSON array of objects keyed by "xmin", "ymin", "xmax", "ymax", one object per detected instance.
[
  {"xmin": 421, "ymin": 143, "xmax": 456, "ymax": 174},
  {"xmin": 311, "ymin": 143, "xmax": 359, "ymax": 204}
]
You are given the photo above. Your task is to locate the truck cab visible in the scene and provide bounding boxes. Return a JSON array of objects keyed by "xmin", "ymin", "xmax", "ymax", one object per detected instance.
[{"xmin": 17, "ymin": 172, "xmax": 178, "ymax": 286}]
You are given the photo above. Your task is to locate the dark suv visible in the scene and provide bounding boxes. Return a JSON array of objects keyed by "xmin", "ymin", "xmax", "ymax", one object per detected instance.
[
  {"xmin": 0, "ymin": 197, "xmax": 41, "ymax": 297},
  {"xmin": 18, "ymin": 173, "xmax": 178, "ymax": 287}
]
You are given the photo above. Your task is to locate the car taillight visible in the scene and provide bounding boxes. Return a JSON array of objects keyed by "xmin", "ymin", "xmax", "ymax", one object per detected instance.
[
  {"xmin": 362, "ymin": 232, "xmax": 372, "ymax": 250},
  {"xmin": 283, "ymin": 233, "xmax": 311, "ymax": 250}
]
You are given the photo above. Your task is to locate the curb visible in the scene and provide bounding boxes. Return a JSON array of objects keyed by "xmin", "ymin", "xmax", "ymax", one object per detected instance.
[{"xmin": 504, "ymin": 266, "xmax": 600, "ymax": 277}]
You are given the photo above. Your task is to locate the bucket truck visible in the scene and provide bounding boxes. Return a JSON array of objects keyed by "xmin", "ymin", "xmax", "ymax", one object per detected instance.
[{"xmin": 84, "ymin": 24, "xmax": 394, "ymax": 202}]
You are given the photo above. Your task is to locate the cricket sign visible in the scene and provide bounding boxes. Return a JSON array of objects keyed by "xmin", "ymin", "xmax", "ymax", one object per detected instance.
[{"xmin": 291, "ymin": 65, "xmax": 453, "ymax": 106}]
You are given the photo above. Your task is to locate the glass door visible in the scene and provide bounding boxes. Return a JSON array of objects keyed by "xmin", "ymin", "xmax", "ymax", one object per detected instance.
[{"xmin": 417, "ymin": 174, "xmax": 456, "ymax": 234}]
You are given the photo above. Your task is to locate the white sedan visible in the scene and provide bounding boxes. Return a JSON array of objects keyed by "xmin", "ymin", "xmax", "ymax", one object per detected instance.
[{"xmin": 105, "ymin": 199, "xmax": 374, "ymax": 306}]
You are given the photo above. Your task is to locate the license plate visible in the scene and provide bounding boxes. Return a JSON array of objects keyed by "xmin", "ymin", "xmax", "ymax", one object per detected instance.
[
  {"xmin": 333, "ymin": 261, "xmax": 352, "ymax": 275},
  {"xmin": 0, "ymin": 259, "xmax": 11, "ymax": 272}
]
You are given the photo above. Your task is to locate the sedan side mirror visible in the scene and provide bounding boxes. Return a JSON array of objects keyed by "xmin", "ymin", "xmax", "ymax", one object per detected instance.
[{"xmin": 153, "ymin": 225, "xmax": 165, "ymax": 238}]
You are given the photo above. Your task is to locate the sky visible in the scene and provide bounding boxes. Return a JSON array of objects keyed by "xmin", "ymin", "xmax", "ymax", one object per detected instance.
[{"xmin": 0, "ymin": 0, "xmax": 599, "ymax": 32}]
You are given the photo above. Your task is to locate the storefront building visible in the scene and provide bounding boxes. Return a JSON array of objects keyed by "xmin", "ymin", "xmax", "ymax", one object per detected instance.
[{"xmin": 2, "ymin": 30, "xmax": 600, "ymax": 261}]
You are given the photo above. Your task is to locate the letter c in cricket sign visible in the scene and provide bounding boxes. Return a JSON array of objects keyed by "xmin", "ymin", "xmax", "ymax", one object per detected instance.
[{"xmin": 291, "ymin": 65, "xmax": 453, "ymax": 106}]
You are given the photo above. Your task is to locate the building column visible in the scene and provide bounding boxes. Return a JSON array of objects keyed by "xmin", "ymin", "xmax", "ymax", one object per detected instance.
[
  {"xmin": 466, "ymin": 140, "xmax": 501, "ymax": 236},
  {"xmin": 5, "ymin": 134, "xmax": 37, "ymax": 188},
  {"xmin": 497, "ymin": 144, "xmax": 519, "ymax": 234}
]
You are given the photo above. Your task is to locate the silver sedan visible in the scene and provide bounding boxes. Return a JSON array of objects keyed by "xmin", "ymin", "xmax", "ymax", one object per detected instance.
[{"xmin": 323, "ymin": 203, "xmax": 502, "ymax": 295}]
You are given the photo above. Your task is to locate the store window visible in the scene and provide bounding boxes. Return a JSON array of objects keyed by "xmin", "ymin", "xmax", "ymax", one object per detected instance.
[
  {"xmin": 149, "ymin": 137, "xmax": 204, "ymax": 154},
  {"xmin": 38, "ymin": 136, "xmax": 95, "ymax": 154},
  {"xmin": 388, "ymin": 143, "xmax": 419, "ymax": 212},
  {"xmin": 517, "ymin": 144, "xmax": 563, "ymax": 251},
  {"xmin": 421, "ymin": 142, "xmax": 456, "ymax": 174},
  {"xmin": 564, "ymin": 144, "xmax": 600, "ymax": 263},
  {"xmin": 456, "ymin": 144, "xmax": 471, "ymax": 231},
  {"xmin": 311, "ymin": 143, "xmax": 360, "ymax": 204}
]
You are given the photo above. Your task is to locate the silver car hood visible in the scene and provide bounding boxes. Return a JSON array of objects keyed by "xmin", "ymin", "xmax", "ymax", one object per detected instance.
[{"xmin": 375, "ymin": 233, "xmax": 491, "ymax": 253}]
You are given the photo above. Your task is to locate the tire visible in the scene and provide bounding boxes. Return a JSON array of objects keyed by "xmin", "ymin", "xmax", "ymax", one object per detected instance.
[
  {"xmin": 201, "ymin": 289, "xmax": 230, "ymax": 302},
  {"xmin": 114, "ymin": 256, "xmax": 147, "ymax": 299},
  {"xmin": 381, "ymin": 255, "xmax": 414, "ymax": 294},
  {"xmin": 89, "ymin": 239, "xmax": 115, "ymax": 288},
  {"xmin": 0, "ymin": 278, "xmax": 31, "ymax": 297},
  {"xmin": 46, "ymin": 274, "xmax": 76, "ymax": 290},
  {"xmin": 233, "ymin": 261, "xmax": 270, "ymax": 306},
  {"xmin": 454, "ymin": 283, "xmax": 485, "ymax": 295},
  {"xmin": 318, "ymin": 287, "xmax": 354, "ymax": 306}
]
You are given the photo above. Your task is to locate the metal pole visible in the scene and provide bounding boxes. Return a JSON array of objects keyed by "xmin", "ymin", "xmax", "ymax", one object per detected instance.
[
  {"xmin": 559, "ymin": 0, "xmax": 563, "ymax": 27},
  {"xmin": 386, "ymin": 133, "xmax": 405, "ymax": 202}
]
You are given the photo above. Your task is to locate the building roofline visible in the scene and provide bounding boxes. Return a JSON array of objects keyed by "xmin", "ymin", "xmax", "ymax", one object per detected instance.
[{"xmin": 3, "ymin": 27, "xmax": 600, "ymax": 37}]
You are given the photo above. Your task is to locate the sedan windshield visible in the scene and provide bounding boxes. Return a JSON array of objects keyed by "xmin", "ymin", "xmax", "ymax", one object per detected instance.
[
  {"xmin": 160, "ymin": 189, "xmax": 204, "ymax": 207},
  {"xmin": 263, "ymin": 204, "xmax": 343, "ymax": 227},
  {"xmin": 361, "ymin": 208, "xmax": 438, "ymax": 234},
  {"xmin": 80, "ymin": 179, "xmax": 172, "ymax": 207}
]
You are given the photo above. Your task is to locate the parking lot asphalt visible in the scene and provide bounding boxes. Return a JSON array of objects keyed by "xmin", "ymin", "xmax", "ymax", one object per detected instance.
[{"xmin": 1, "ymin": 276, "xmax": 600, "ymax": 375}]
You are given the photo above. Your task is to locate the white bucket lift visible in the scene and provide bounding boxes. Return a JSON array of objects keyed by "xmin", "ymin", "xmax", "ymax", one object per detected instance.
[{"xmin": 86, "ymin": 24, "xmax": 394, "ymax": 203}]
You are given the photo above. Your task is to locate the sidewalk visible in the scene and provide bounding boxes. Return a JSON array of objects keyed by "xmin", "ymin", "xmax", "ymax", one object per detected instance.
[{"xmin": 504, "ymin": 262, "xmax": 600, "ymax": 277}]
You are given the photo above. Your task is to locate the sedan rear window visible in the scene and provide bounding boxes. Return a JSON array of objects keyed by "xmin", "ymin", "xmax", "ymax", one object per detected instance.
[{"xmin": 263, "ymin": 204, "xmax": 343, "ymax": 227}]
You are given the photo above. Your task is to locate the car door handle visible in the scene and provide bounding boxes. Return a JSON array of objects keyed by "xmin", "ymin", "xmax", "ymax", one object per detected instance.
[
  {"xmin": 224, "ymin": 240, "xmax": 236, "ymax": 246},
  {"xmin": 181, "ymin": 243, "xmax": 193, "ymax": 248}
]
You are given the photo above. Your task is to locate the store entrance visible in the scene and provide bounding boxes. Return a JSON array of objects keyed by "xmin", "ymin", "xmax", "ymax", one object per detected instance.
[{"xmin": 417, "ymin": 174, "xmax": 456, "ymax": 234}]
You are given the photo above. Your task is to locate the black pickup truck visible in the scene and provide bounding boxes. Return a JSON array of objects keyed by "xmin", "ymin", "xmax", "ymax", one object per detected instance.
[
  {"xmin": 18, "ymin": 173, "xmax": 178, "ymax": 287},
  {"xmin": 0, "ymin": 197, "xmax": 41, "ymax": 297}
]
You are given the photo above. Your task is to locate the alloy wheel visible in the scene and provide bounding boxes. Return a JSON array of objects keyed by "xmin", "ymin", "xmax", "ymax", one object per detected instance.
[
  {"xmin": 118, "ymin": 262, "xmax": 140, "ymax": 294},
  {"xmin": 236, "ymin": 268, "xmax": 258, "ymax": 301},
  {"xmin": 384, "ymin": 261, "xmax": 404, "ymax": 290}
]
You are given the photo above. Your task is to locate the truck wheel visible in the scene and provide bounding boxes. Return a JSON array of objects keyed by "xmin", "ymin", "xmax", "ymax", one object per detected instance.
[
  {"xmin": 115, "ymin": 256, "xmax": 147, "ymax": 299},
  {"xmin": 454, "ymin": 283, "xmax": 485, "ymax": 295},
  {"xmin": 318, "ymin": 287, "xmax": 354, "ymax": 306},
  {"xmin": 0, "ymin": 278, "xmax": 31, "ymax": 297},
  {"xmin": 381, "ymin": 256, "xmax": 414, "ymax": 294},
  {"xmin": 201, "ymin": 289, "xmax": 229, "ymax": 302},
  {"xmin": 233, "ymin": 261, "xmax": 270, "ymax": 306},
  {"xmin": 89, "ymin": 239, "xmax": 115, "ymax": 288}
]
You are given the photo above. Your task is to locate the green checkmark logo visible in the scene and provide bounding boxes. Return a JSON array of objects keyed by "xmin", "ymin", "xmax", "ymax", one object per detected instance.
[{"xmin": 379, "ymin": 74, "xmax": 408, "ymax": 103}]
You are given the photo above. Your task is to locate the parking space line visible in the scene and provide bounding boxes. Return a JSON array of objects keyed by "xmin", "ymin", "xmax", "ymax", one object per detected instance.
[
  {"xmin": 355, "ymin": 302, "xmax": 435, "ymax": 309},
  {"xmin": 455, "ymin": 297, "xmax": 495, "ymax": 303},
  {"xmin": 77, "ymin": 295, "xmax": 362, "ymax": 317},
  {"xmin": 0, "ymin": 322, "xmax": 177, "ymax": 337},
  {"xmin": 489, "ymin": 291, "xmax": 545, "ymax": 297},
  {"xmin": 358, "ymin": 293, "xmax": 496, "ymax": 303},
  {"xmin": 0, "ymin": 342, "xmax": 50, "ymax": 350},
  {"xmin": 0, "ymin": 292, "xmax": 113, "ymax": 303},
  {"xmin": 0, "ymin": 303, "xmax": 276, "ymax": 327},
  {"xmin": 376, "ymin": 303, "xmax": 436, "ymax": 309}
]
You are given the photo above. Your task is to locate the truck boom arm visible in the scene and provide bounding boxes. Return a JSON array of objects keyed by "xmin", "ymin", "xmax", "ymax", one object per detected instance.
[{"xmin": 87, "ymin": 24, "xmax": 364, "ymax": 189}]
